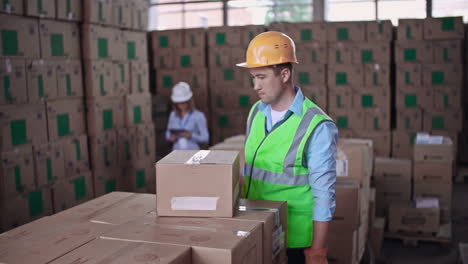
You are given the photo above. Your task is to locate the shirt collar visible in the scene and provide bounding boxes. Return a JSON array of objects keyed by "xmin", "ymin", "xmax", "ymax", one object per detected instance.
[{"xmin": 258, "ymin": 86, "xmax": 304, "ymax": 117}]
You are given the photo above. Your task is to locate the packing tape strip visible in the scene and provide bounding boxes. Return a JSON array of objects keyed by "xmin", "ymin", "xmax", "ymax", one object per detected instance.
[
  {"xmin": 238, "ymin": 206, "xmax": 281, "ymax": 227},
  {"xmin": 143, "ymin": 222, "xmax": 251, "ymax": 237},
  {"xmin": 171, "ymin": 196, "xmax": 219, "ymax": 211},
  {"xmin": 185, "ymin": 150, "xmax": 210, "ymax": 164}
]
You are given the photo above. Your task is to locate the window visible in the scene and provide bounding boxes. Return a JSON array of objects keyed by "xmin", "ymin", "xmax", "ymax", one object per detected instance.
[
  {"xmin": 326, "ymin": 0, "xmax": 376, "ymax": 21},
  {"xmin": 433, "ymin": 0, "xmax": 468, "ymax": 22},
  {"xmin": 378, "ymin": 0, "xmax": 426, "ymax": 25}
]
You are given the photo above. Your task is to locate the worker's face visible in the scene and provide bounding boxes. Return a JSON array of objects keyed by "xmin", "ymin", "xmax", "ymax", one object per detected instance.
[
  {"xmin": 176, "ymin": 101, "xmax": 190, "ymax": 112},
  {"xmin": 249, "ymin": 66, "xmax": 288, "ymax": 105}
]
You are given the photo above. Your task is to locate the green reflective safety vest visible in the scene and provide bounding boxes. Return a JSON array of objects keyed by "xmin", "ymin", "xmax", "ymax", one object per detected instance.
[{"xmin": 243, "ymin": 97, "xmax": 333, "ymax": 248}]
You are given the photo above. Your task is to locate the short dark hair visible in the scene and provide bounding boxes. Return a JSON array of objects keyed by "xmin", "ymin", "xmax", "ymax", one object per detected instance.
[{"xmin": 272, "ymin": 63, "xmax": 293, "ymax": 76}]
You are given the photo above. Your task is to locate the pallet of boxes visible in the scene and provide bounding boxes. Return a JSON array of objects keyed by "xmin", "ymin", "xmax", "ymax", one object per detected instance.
[
  {"xmin": 82, "ymin": 0, "xmax": 155, "ymax": 195},
  {"xmin": 0, "ymin": 0, "xmax": 93, "ymax": 231},
  {"xmin": 151, "ymin": 27, "xmax": 209, "ymax": 156}
]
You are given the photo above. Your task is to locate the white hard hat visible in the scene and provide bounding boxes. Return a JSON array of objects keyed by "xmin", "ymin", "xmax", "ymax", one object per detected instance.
[{"xmin": 171, "ymin": 82, "xmax": 193, "ymax": 103}]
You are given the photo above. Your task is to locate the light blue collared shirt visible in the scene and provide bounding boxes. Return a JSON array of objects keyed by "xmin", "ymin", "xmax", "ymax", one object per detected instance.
[
  {"xmin": 165, "ymin": 109, "xmax": 209, "ymax": 150},
  {"xmin": 253, "ymin": 87, "xmax": 338, "ymax": 221}
]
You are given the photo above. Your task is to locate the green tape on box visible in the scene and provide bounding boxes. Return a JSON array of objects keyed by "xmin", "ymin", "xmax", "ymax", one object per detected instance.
[
  {"xmin": 337, "ymin": 116, "xmax": 348, "ymax": 128},
  {"xmin": 362, "ymin": 95, "xmax": 374, "ymax": 107},
  {"xmin": 336, "ymin": 95, "xmax": 342, "ymax": 107},
  {"xmin": 98, "ymin": 38, "xmax": 108, "ymax": 58},
  {"xmin": 38, "ymin": 75, "xmax": 44, "ymax": 98},
  {"xmin": 405, "ymin": 116, "xmax": 411, "ymax": 129},
  {"xmin": 374, "ymin": 117, "xmax": 379, "ymax": 129},
  {"xmin": 406, "ymin": 26, "xmax": 412, "ymax": 40},
  {"xmin": 136, "ymin": 169, "xmax": 146, "ymax": 189},
  {"xmin": 311, "ymin": 51, "xmax": 317, "ymax": 63},
  {"xmin": 119, "ymin": 64, "xmax": 125, "ymax": 82},
  {"xmin": 432, "ymin": 116, "xmax": 445, "ymax": 130},
  {"xmin": 144, "ymin": 136, "xmax": 150, "ymax": 155},
  {"xmin": 66, "ymin": 74, "xmax": 73, "ymax": 96},
  {"xmin": 299, "ymin": 72, "xmax": 310, "ymax": 85},
  {"xmin": 216, "ymin": 33, "xmax": 226, "ymax": 45},
  {"xmin": 103, "ymin": 146, "xmax": 110, "ymax": 167},
  {"xmin": 361, "ymin": 50, "xmax": 373, "ymax": 63},
  {"xmin": 2, "ymin": 30, "xmax": 19, "ymax": 56},
  {"xmin": 218, "ymin": 115, "xmax": 228, "ymax": 128},
  {"xmin": 50, "ymin": 34, "xmax": 64, "ymax": 57},
  {"xmin": 181, "ymin": 55, "xmax": 191, "ymax": 67},
  {"xmin": 73, "ymin": 139, "xmax": 81, "ymax": 161},
  {"xmin": 301, "ymin": 29, "xmax": 312, "ymax": 41},
  {"xmin": 249, "ymin": 32, "xmax": 255, "ymax": 42},
  {"xmin": 159, "ymin": 36, "xmax": 168, "ymax": 48},
  {"xmin": 46, "ymin": 158, "xmax": 53, "ymax": 182},
  {"xmin": 441, "ymin": 17, "xmax": 455, "ymax": 31},
  {"xmin": 15, "ymin": 166, "xmax": 22, "ymax": 191},
  {"xmin": 405, "ymin": 71, "xmax": 411, "ymax": 85},
  {"xmin": 106, "ymin": 179, "xmax": 116, "ymax": 193},
  {"xmin": 432, "ymin": 71, "xmax": 444, "ymax": 85},
  {"xmin": 443, "ymin": 48, "xmax": 449, "ymax": 62},
  {"xmin": 409, "ymin": 132, "xmax": 417, "ymax": 145},
  {"xmin": 138, "ymin": 74, "xmax": 143, "ymax": 92},
  {"xmin": 28, "ymin": 190, "xmax": 44, "ymax": 217},
  {"xmin": 103, "ymin": 109, "xmax": 113, "ymax": 130},
  {"xmin": 138, "ymin": 10, "xmax": 142, "ymax": 28},
  {"xmin": 73, "ymin": 176, "xmax": 86, "ymax": 201},
  {"xmin": 163, "ymin": 76, "xmax": 173, "ymax": 87},
  {"xmin": 405, "ymin": 94, "xmax": 417, "ymax": 107},
  {"xmin": 336, "ymin": 72, "xmax": 347, "ymax": 85},
  {"xmin": 57, "ymin": 114, "xmax": 71, "ymax": 137},
  {"xmin": 38, "ymin": 0, "xmax": 43, "ymax": 14},
  {"xmin": 216, "ymin": 95, "xmax": 223, "ymax": 108},
  {"xmin": 378, "ymin": 22, "xmax": 384, "ymax": 33},
  {"xmin": 239, "ymin": 95, "xmax": 250, "ymax": 107},
  {"xmin": 191, "ymin": 34, "xmax": 196, "ymax": 47},
  {"xmin": 193, "ymin": 76, "xmax": 199, "ymax": 88},
  {"xmin": 98, "ymin": 1, "xmax": 103, "ymax": 22},
  {"xmin": 127, "ymin": 41, "xmax": 136, "ymax": 60},
  {"xmin": 118, "ymin": 6, "xmax": 123, "ymax": 25},
  {"xmin": 337, "ymin": 28, "xmax": 349, "ymax": 41},
  {"xmin": 373, "ymin": 72, "xmax": 378, "ymax": 85},
  {"xmin": 99, "ymin": 74, "xmax": 106, "ymax": 95},
  {"xmin": 66, "ymin": 0, "xmax": 71, "ymax": 15},
  {"xmin": 224, "ymin": 69, "xmax": 234, "ymax": 81},
  {"xmin": 133, "ymin": 106, "xmax": 142, "ymax": 124},
  {"xmin": 4, "ymin": 75, "xmax": 13, "ymax": 103},
  {"xmin": 336, "ymin": 51, "xmax": 342, "ymax": 64},
  {"xmin": 11, "ymin": 119, "xmax": 27, "ymax": 146},
  {"xmin": 404, "ymin": 48, "xmax": 416, "ymax": 62},
  {"xmin": 444, "ymin": 95, "xmax": 449, "ymax": 108},
  {"xmin": 216, "ymin": 54, "xmax": 222, "ymax": 66}
]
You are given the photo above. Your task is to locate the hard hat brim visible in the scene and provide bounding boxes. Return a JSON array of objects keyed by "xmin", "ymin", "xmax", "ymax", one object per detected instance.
[{"xmin": 236, "ymin": 61, "xmax": 298, "ymax": 68}]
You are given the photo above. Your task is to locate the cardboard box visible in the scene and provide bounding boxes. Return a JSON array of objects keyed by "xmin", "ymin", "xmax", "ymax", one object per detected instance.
[
  {"xmin": 26, "ymin": 0, "xmax": 55, "ymax": 18},
  {"xmin": 33, "ymin": 142, "xmax": 65, "ymax": 186},
  {"xmin": 112, "ymin": 61, "xmax": 130, "ymax": 96},
  {"xmin": 291, "ymin": 22, "xmax": 328, "ymax": 43},
  {"xmin": 413, "ymin": 182, "xmax": 452, "ymax": 207},
  {"xmin": 414, "ymin": 161, "xmax": 453, "ymax": 184},
  {"xmin": 395, "ymin": 88, "xmax": 433, "ymax": 109},
  {"xmin": 370, "ymin": 217, "xmax": 385, "ymax": 258},
  {"xmin": 92, "ymin": 166, "xmax": 126, "ymax": 196},
  {"xmin": 130, "ymin": 62, "xmax": 149, "ymax": 94},
  {"xmin": 116, "ymin": 128, "xmax": 137, "ymax": 166},
  {"xmin": 56, "ymin": 0, "xmax": 81, "ymax": 21},
  {"xmin": 374, "ymin": 158, "xmax": 412, "ymax": 181},
  {"xmin": 156, "ymin": 150, "xmax": 240, "ymax": 217},
  {"xmin": 0, "ymin": 58, "xmax": 27, "ymax": 104},
  {"xmin": 156, "ymin": 69, "xmax": 206, "ymax": 95},
  {"xmin": 0, "ymin": 103, "xmax": 48, "ymax": 151},
  {"xmin": 0, "ymin": 14, "xmax": 40, "ymax": 58},
  {"xmin": 59, "ymin": 135, "xmax": 90, "ymax": 176},
  {"xmin": 396, "ymin": 108, "xmax": 423, "ymax": 131},
  {"xmin": 124, "ymin": 93, "xmax": 152, "ymax": 127},
  {"xmin": 112, "ymin": 0, "xmax": 132, "ymax": 28},
  {"xmin": 89, "ymin": 130, "xmax": 118, "ymax": 171},
  {"xmin": 49, "ymin": 239, "xmax": 192, "ymax": 264},
  {"xmin": 327, "ymin": 64, "xmax": 363, "ymax": 89},
  {"xmin": 424, "ymin": 17, "xmax": 464, "ymax": 40},
  {"xmin": 354, "ymin": 87, "xmax": 390, "ymax": 111},
  {"xmin": 211, "ymin": 111, "xmax": 248, "ymax": 144},
  {"xmin": 329, "ymin": 108, "xmax": 365, "ymax": 130},
  {"xmin": 52, "ymin": 171, "xmax": 94, "ymax": 213},
  {"xmin": 1, "ymin": 188, "xmax": 53, "ymax": 232},
  {"xmin": 135, "ymin": 123, "xmax": 156, "ymax": 161},
  {"xmin": 331, "ymin": 180, "xmax": 360, "ymax": 232},
  {"xmin": 240, "ymin": 25, "xmax": 265, "ymax": 46},
  {"xmin": 337, "ymin": 139, "xmax": 373, "ymax": 185},
  {"xmin": 364, "ymin": 108, "xmax": 391, "ymax": 131},
  {"xmin": 39, "ymin": 19, "xmax": 80, "ymax": 59},
  {"xmin": 353, "ymin": 130, "xmax": 392, "ymax": 157},
  {"xmin": 352, "ymin": 42, "xmax": 391, "ymax": 64},
  {"xmin": 210, "ymin": 66, "xmax": 244, "ymax": 87},
  {"xmin": 126, "ymin": 159, "xmax": 156, "ymax": 193},
  {"xmin": 296, "ymin": 42, "xmax": 327, "ymax": 64},
  {"xmin": 433, "ymin": 40, "xmax": 464, "ymax": 63},
  {"xmin": 101, "ymin": 214, "xmax": 263, "ymax": 264},
  {"xmin": 327, "ymin": 230, "xmax": 358, "ymax": 264},
  {"xmin": 396, "ymin": 63, "xmax": 422, "ymax": 89},
  {"xmin": 46, "ymin": 98, "xmax": 86, "ymax": 141},
  {"xmin": 151, "ymin": 29, "xmax": 183, "ymax": 49},
  {"xmin": 328, "ymin": 86, "xmax": 353, "ymax": 111},
  {"xmin": 84, "ymin": 0, "xmax": 112, "ymax": 25},
  {"xmin": 422, "ymin": 64, "xmax": 463, "ymax": 87},
  {"xmin": 397, "ymin": 19, "xmax": 424, "ymax": 40},
  {"xmin": 294, "ymin": 64, "xmax": 326, "ymax": 86},
  {"xmin": 327, "ymin": 42, "xmax": 354, "ymax": 65},
  {"xmin": 87, "ymin": 97, "xmax": 125, "ymax": 135},
  {"xmin": 302, "ymin": 85, "xmax": 327, "ymax": 110},
  {"xmin": 209, "ymin": 142, "xmax": 244, "ymax": 175},
  {"xmin": 208, "ymin": 47, "xmax": 242, "ymax": 68},
  {"xmin": 184, "ymin": 28, "xmax": 206, "ymax": 48},
  {"xmin": 153, "ymin": 47, "xmax": 174, "ymax": 69},
  {"xmin": 364, "ymin": 63, "xmax": 390, "ymax": 88},
  {"xmin": 26, "ymin": 59, "xmax": 57, "ymax": 102},
  {"xmin": 125, "ymin": 31, "xmax": 148, "ymax": 61},
  {"xmin": 208, "ymin": 26, "xmax": 242, "ymax": 47},
  {"xmin": 375, "ymin": 179, "xmax": 411, "ymax": 216},
  {"xmin": 84, "ymin": 60, "xmax": 114, "ymax": 97},
  {"xmin": 0, "ymin": 0, "xmax": 23, "ymax": 15},
  {"xmin": 414, "ymin": 136, "xmax": 454, "ymax": 162},
  {"xmin": 366, "ymin": 20, "xmax": 393, "ymax": 41},
  {"xmin": 130, "ymin": 1, "xmax": 148, "ymax": 30},
  {"xmin": 434, "ymin": 86, "xmax": 463, "ymax": 110},
  {"xmin": 389, "ymin": 203, "xmax": 440, "ymax": 233},
  {"xmin": 391, "ymin": 130, "xmax": 418, "ymax": 159},
  {"xmin": 82, "ymin": 24, "xmax": 114, "ymax": 60},
  {"xmin": 327, "ymin": 21, "xmax": 366, "ymax": 42},
  {"xmin": 55, "ymin": 60, "xmax": 83, "ymax": 98},
  {"xmin": 395, "ymin": 41, "xmax": 433, "ymax": 63},
  {"xmin": 175, "ymin": 47, "xmax": 206, "ymax": 68},
  {"xmin": 0, "ymin": 145, "xmax": 35, "ymax": 199},
  {"xmin": 423, "ymin": 109, "xmax": 463, "ymax": 132}
]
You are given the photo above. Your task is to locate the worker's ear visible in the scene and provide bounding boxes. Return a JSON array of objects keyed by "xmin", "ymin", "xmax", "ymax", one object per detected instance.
[{"xmin": 280, "ymin": 67, "xmax": 291, "ymax": 84}]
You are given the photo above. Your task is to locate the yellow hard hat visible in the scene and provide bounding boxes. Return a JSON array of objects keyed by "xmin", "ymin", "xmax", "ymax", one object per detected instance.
[{"xmin": 236, "ymin": 31, "xmax": 298, "ymax": 68}]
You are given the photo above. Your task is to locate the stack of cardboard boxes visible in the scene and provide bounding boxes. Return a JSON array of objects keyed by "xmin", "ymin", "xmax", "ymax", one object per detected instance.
[
  {"xmin": 0, "ymin": 1, "xmax": 90, "ymax": 231},
  {"xmin": 82, "ymin": 0, "xmax": 154, "ymax": 195},
  {"xmin": 208, "ymin": 25, "xmax": 265, "ymax": 143},
  {"xmin": 393, "ymin": 17, "xmax": 465, "ymax": 159},
  {"xmin": 327, "ymin": 21, "xmax": 393, "ymax": 157}
]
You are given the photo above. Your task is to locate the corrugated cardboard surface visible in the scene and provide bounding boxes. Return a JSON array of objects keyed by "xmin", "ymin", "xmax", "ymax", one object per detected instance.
[
  {"xmin": 124, "ymin": 93, "xmax": 152, "ymax": 127},
  {"xmin": 391, "ymin": 130, "xmax": 418, "ymax": 159},
  {"xmin": 46, "ymin": 98, "xmax": 86, "ymax": 141},
  {"xmin": 388, "ymin": 203, "xmax": 439, "ymax": 233},
  {"xmin": 374, "ymin": 157, "xmax": 412, "ymax": 181},
  {"xmin": 396, "ymin": 63, "xmax": 422, "ymax": 89},
  {"xmin": 413, "ymin": 182, "xmax": 452, "ymax": 207},
  {"xmin": 364, "ymin": 63, "xmax": 390, "ymax": 87},
  {"xmin": 0, "ymin": 14, "xmax": 40, "ymax": 58},
  {"xmin": 112, "ymin": 61, "xmax": 130, "ymax": 96},
  {"xmin": 331, "ymin": 180, "xmax": 361, "ymax": 232},
  {"xmin": 33, "ymin": 142, "xmax": 65, "ymax": 186},
  {"xmin": 422, "ymin": 64, "xmax": 463, "ymax": 87},
  {"xmin": 26, "ymin": 59, "xmax": 57, "ymax": 102},
  {"xmin": 395, "ymin": 41, "xmax": 433, "ymax": 63},
  {"xmin": 132, "ymin": 0, "xmax": 149, "ymax": 31},
  {"xmin": 59, "ymin": 135, "xmax": 90, "ymax": 176},
  {"xmin": 414, "ymin": 138, "xmax": 454, "ymax": 162},
  {"xmin": 52, "ymin": 171, "xmax": 94, "ymax": 213},
  {"xmin": 39, "ymin": 19, "xmax": 81, "ymax": 59},
  {"xmin": 327, "ymin": 21, "xmax": 366, "ymax": 42},
  {"xmin": 87, "ymin": 97, "xmax": 125, "ymax": 135},
  {"xmin": 130, "ymin": 62, "xmax": 150, "ymax": 94},
  {"xmin": 93, "ymin": 166, "xmax": 126, "ymax": 197},
  {"xmin": 0, "ymin": 58, "xmax": 27, "ymax": 104},
  {"xmin": 375, "ymin": 179, "xmax": 411, "ymax": 216},
  {"xmin": 396, "ymin": 108, "xmax": 423, "ymax": 131},
  {"xmin": 328, "ymin": 229, "xmax": 358, "ymax": 264},
  {"xmin": 1, "ymin": 145, "xmax": 36, "ymax": 199},
  {"xmin": 423, "ymin": 17, "xmax": 464, "ymax": 40},
  {"xmin": 111, "ymin": 0, "xmax": 132, "ymax": 29},
  {"xmin": 55, "ymin": 60, "xmax": 83, "ymax": 98},
  {"xmin": 397, "ymin": 19, "xmax": 424, "ymax": 41},
  {"xmin": 84, "ymin": 60, "xmax": 115, "ymax": 97},
  {"xmin": 352, "ymin": 42, "xmax": 391, "ymax": 64},
  {"xmin": 327, "ymin": 64, "xmax": 364, "ymax": 89},
  {"xmin": 83, "ymin": 0, "xmax": 112, "ymax": 25},
  {"xmin": 329, "ymin": 108, "xmax": 365, "ymax": 130},
  {"xmin": 296, "ymin": 42, "xmax": 328, "ymax": 64},
  {"xmin": 0, "ymin": 0, "xmax": 23, "ymax": 15},
  {"xmin": 25, "ymin": 0, "xmax": 55, "ymax": 18},
  {"xmin": 56, "ymin": 0, "xmax": 82, "ymax": 21},
  {"xmin": 89, "ymin": 130, "xmax": 118, "ymax": 171},
  {"xmin": 414, "ymin": 161, "xmax": 453, "ymax": 184},
  {"xmin": 327, "ymin": 42, "xmax": 354, "ymax": 65},
  {"xmin": 366, "ymin": 20, "xmax": 393, "ymax": 41}
]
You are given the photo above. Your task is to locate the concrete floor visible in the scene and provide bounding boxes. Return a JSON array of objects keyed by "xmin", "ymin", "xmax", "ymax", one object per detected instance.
[{"xmin": 374, "ymin": 181, "xmax": 468, "ymax": 264}]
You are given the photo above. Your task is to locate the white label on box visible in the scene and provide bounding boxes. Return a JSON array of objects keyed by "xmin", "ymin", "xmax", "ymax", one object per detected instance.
[
  {"xmin": 336, "ymin": 159, "xmax": 348, "ymax": 177},
  {"xmin": 171, "ymin": 196, "xmax": 219, "ymax": 210},
  {"xmin": 185, "ymin": 150, "xmax": 210, "ymax": 164}
]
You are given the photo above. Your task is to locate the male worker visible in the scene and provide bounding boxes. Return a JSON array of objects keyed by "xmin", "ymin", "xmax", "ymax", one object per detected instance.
[{"xmin": 237, "ymin": 31, "xmax": 338, "ymax": 264}]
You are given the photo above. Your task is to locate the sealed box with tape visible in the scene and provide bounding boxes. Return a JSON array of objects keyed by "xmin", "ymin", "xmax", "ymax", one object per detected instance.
[{"xmin": 156, "ymin": 150, "xmax": 240, "ymax": 217}]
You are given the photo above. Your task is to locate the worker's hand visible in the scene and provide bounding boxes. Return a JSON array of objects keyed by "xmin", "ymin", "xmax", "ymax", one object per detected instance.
[
  {"xmin": 181, "ymin": 131, "xmax": 192, "ymax": 139},
  {"xmin": 304, "ymin": 248, "xmax": 328, "ymax": 264},
  {"xmin": 169, "ymin": 134, "xmax": 178, "ymax": 143}
]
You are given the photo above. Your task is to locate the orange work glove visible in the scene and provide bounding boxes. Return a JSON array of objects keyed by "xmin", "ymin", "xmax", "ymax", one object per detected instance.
[{"xmin": 304, "ymin": 247, "xmax": 328, "ymax": 264}]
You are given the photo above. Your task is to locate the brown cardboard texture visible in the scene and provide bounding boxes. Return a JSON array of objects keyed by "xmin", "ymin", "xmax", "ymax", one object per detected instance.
[
  {"xmin": 209, "ymin": 47, "xmax": 238, "ymax": 68},
  {"xmin": 175, "ymin": 47, "xmax": 206, "ymax": 68},
  {"xmin": 0, "ymin": 145, "xmax": 35, "ymax": 199},
  {"xmin": 39, "ymin": 19, "xmax": 80, "ymax": 59},
  {"xmin": 112, "ymin": 62, "xmax": 130, "ymax": 96},
  {"xmin": 84, "ymin": 0, "xmax": 112, "ymax": 25},
  {"xmin": 396, "ymin": 63, "xmax": 422, "ymax": 89},
  {"xmin": 130, "ymin": 62, "xmax": 150, "ymax": 94},
  {"xmin": 296, "ymin": 42, "xmax": 327, "ymax": 64},
  {"xmin": 33, "ymin": 142, "xmax": 65, "ymax": 186},
  {"xmin": 208, "ymin": 26, "xmax": 242, "ymax": 47},
  {"xmin": 55, "ymin": 60, "xmax": 83, "ymax": 98},
  {"xmin": 327, "ymin": 21, "xmax": 366, "ymax": 42},
  {"xmin": 389, "ymin": 203, "xmax": 439, "ymax": 233},
  {"xmin": 352, "ymin": 41, "xmax": 391, "ymax": 64},
  {"xmin": 423, "ymin": 109, "xmax": 463, "ymax": 132},
  {"xmin": 0, "ymin": 58, "xmax": 27, "ymax": 104},
  {"xmin": 327, "ymin": 230, "xmax": 357, "ymax": 264},
  {"xmin": 84, "ymin": 60, "xmax": 114, "ymax": 97},
  {"xmin": 327, "ymin": 42, "xmax": 354, "ymax": 65},
  {"xmin": 125, "ymin": 93, "xmax": 152, "ymax": 127},
  {"xmin": 52, "ymin": 171, "xmax": 94, "ymax": 213},
  {"xmin": 46, "ymin": 98, "xmax": 86, "ymax": 140},
  {"xmin": 302, "ymin": 85, "xmax": 327, "ymax": 110},
  {"xmin": 331, "ymin": 180, "xmax": 360, "ymax": 232},
  {"xmin": 327, "ymin": 64, "xmax": 363, "ymax": 89},
  {"xmin": 154, "ymin": 48, "xmax": 174, "ymax": 70},
  {"xmin": 241, "ymin": 25, "xmax": 266, "ymax": 46},
  {"xmin": 56, "ymin": 0, "xmax": 81, "ymax": 21},
  {"xmin": 395, "ymin": 41, "xmax": 433, "ymax": 63},
  {"xmin": 422, "ymin": 64, "xmax": 463, "ymax": 87},
  {"xmin": 397, "ymin": 19, "xmax": 424, "ymax": 40},
  {"xmin": 210, "ymin": 66, "xmax": 243, "ymax": 87},
  {"xmin": 391, "ymin": 130, "xmax": 418, "ymax": 159},
  {"xmin": 414, "ymin": 161, "xmax": 453, "ymax": 184},
  {"xmin": 364, "ymin": 63, "xmax": 390, "ymax": 88},
  {"xmin": 336, "ymin": 140, "xmax": 373, "ymax": 184},
  {"xmin": 125, "ymin": 31, "xmax": 148, "ymax": 61},
  {"xmin": 112, "ymin": 0, "xmax": 132, "ymax": 28},
  {"xmin": 396, "ymin": 88, "xmax": 433, "ymax": 109},
  {"xmin": 156, "ymin": 150, "xmax": 240, "ymax": 217},
  {"xmin": 93, "ymin": 166, "xmax": 126, "ymax": 197},
  {"xmin": 131, "ymin": 0, "xmax": 149, "ymax": 30},
  {"xmin": 364, "ymin": 108, "xmax": 391, "ymax": 131},
  {"xmin": 135, "ymin": 123, "xmax": 156, "ymax": 163},
  {"xmin": 291, "ymin": 22, "xmax": 328, "ymax": 43},
  {"xmin": 89, "ymin": 130, "xmax": 118, "ymax": 171},
  {"xmin": 184, "ymin": 28, "xmax": 207, "ymax": 48},
  {"xmin": 151, "ymin": 30, "xmax": 183, "ymax": 49},
  {"xmin": 366, "ymin": 20, "xmax": 393, "ymax": 41},
  {"xmin": 354, "ymin": 87, "xmax": 390, "ymax": 111},
  {"xmin": 413, "ymin": 183, "xmax": 452, "ymax": 207},
  {"xmin": 374, "ymin": 157, "xmax": 412, "ymax": 181},
  {"xmin": 0, "ymin": 103, "xmax": 48, "ymax": 151},
  {"xmin": 375, "ymin": 179, "xmax": 411, "ymax": 216},
  {"xmin": 396, "ymin": 108, "xmax": 423, "ymax": 131},
  {"xmin": 434, "ymin": 86, "xmax": 463, "ymax": 110},
  {"xmin": 49, "ymin": 239, "xmax": 192, "ymax": 264},
  {"xmin": 433, "ymin": 40, "xmax": 464, "ymax": 63},
  {"xmin": 329, "ymin": 108, "xmax": 365, "ymax": 130},
  {"xmin": 82, "ymin": 24, "xmax": 116, "ymax": 60},
  {"xmin": 126, "ymin": 159, "xmax": 156, "ymax": 194},
  {"xmin": 59, "ymin": 135, "xmax": 90, "ymax": 176},
  {"xmin": 353, "ymin": 130, "xmax": 392, "ymax": 157},
  {"xmin": 424, "ymin": 17, "xmax": 464, "ymax": 40},
  {"xmin": 0, "ymin": 14, "xmax": 40, "ymax": 59},
  {"xmin": 370, "ymin": 217, "xmax": 385, "ymax": 258},
  {"xmin": 26, "ymin": 59, "xmax": 57, "ymax": 102},
  {"xmin": 117, "ymin": 128, "xmax": 137, "ymax": 166},
  {"xmin": 25, "ymin": 0, "xmax": 55, "ymax": 18},
  {"xmin": 294, "ymin": 64, "xmax": 326, "ymax": 86},
  {"xmin": 0, "ymin": 0, "xmax": 22, "ymax": 15},
  {"xmin": 328, "ymin": 86, "xmax": 353, "ymax": 111}
]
